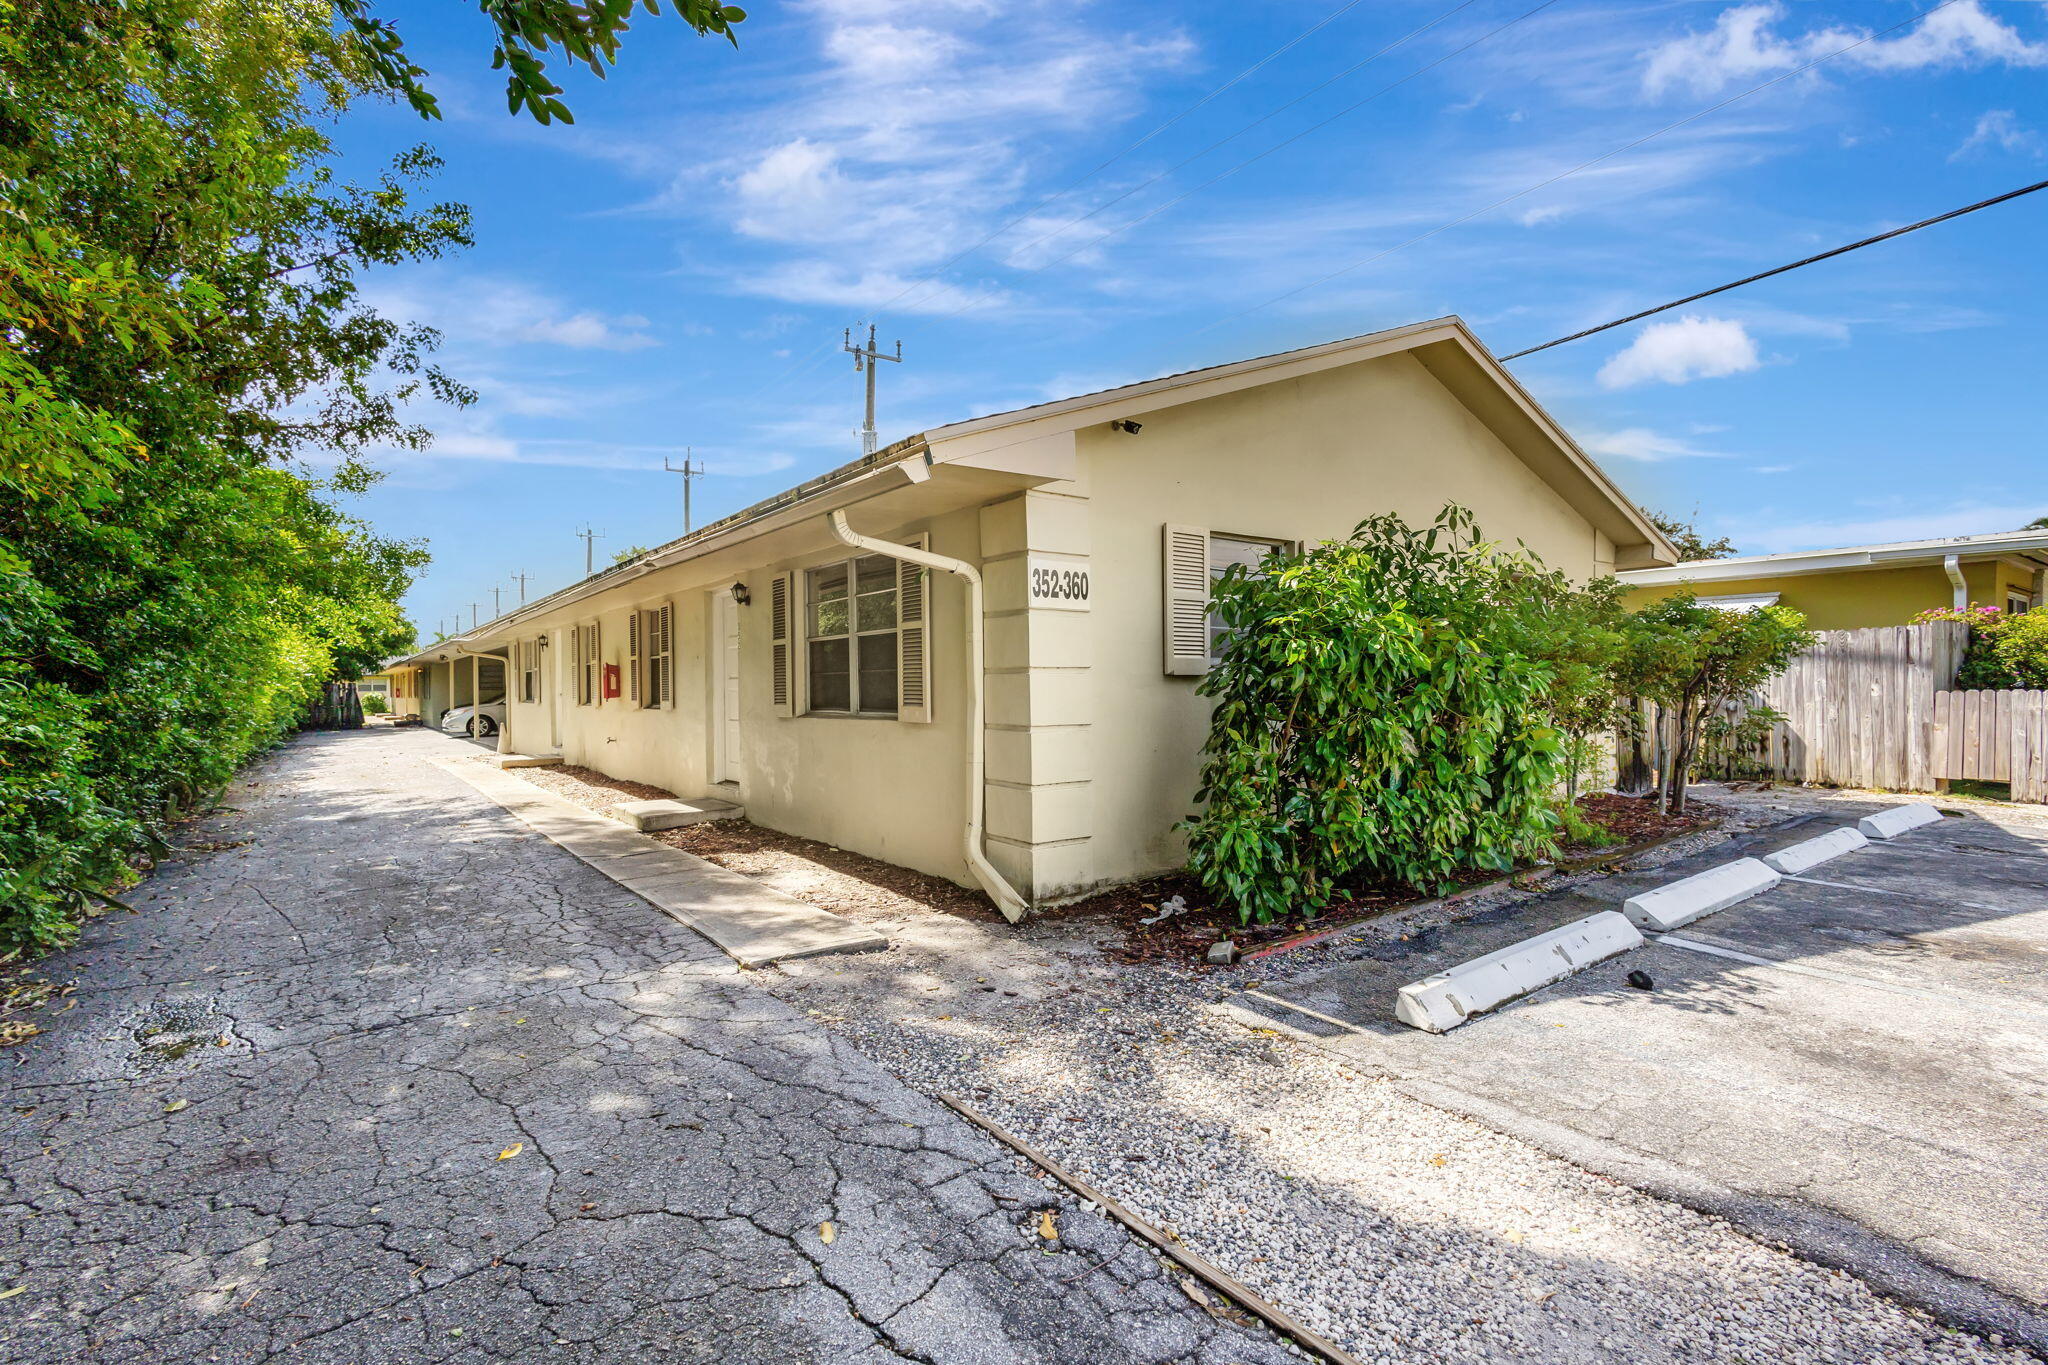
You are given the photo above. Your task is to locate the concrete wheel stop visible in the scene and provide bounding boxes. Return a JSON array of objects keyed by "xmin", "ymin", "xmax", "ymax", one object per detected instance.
[
  {"xmin": 1395, "ymin": 910, "xmax": 1643, "ymax": 1033},
  {"xmin": 1762, "ymin": 826, "xmax": 1869, "ymax": 875},
  {"xmin": 1621, "ymin": 857, "xmax": 1780, "ymax": 933},
  {"xmin": 1857, "ymin": 802, "xmax": 1944, "ymax": 841}
]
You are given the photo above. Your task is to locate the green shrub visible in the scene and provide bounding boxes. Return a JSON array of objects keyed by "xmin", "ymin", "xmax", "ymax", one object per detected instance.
[
  {"xmin": 1916, "ymin": 605, "xmax": 2048, "ymax": 690},
  {"xmin": 1182, "ymin": 506, "xmax": 1586, "ymax": 924},
  {"xmin": 360, "ymin": 693, "xmax": 390, "ymax": 715},
  {"xmin": 0, "ymin": 6, "xmax": 443, "ymax": 950}
]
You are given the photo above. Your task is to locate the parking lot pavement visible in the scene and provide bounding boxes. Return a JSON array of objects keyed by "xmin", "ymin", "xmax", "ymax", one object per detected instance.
[
  {"xmin": 1234, "ymin": 802, "xmax": 2048, "ymax": 1352},
  {"xmin": 0, "ymin": 730, "xmax": 1293, "ymax": 1365}
]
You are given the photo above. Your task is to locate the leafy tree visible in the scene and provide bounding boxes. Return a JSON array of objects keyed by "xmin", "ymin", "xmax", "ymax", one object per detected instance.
[
  {"xmin": 1493, "ymin": 569, "xmax": 1630, "ymax": 805},
  {"xmin": 0, "ymin": 1, "xmax": 465, "ymax": 947},
  {"xmin": 1182, "ymin": 506, "xmax": 1594, "ymax": 924},
  {"xmin": 1649, "ymin": 509, "xmax": 1738, "ymax": 561},
  {"xmin": 612, "ymin": 544, "xmax": 653, "ymax": 565},
  {"xmin": 2021, "ymin": 517, "xmax": 2048, "ymax": 531},
  {"xmin": 1613, "ymin": 594, "xmax": 1814, "ymax": 814},
  {"xmin": 336, "ymin": 0, "xmax": 747, "ymax": 125}
]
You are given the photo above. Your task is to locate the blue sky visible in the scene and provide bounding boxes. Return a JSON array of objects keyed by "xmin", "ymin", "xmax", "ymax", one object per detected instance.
[{"xmin": 325, "ymin": 1, "xmax": 2048, "ymax": 639}]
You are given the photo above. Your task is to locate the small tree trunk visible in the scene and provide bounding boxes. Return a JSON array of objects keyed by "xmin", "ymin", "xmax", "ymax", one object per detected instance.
[{"xmin": 1667, "ymin": 697, "xmax": 1699, "ymax": 814}]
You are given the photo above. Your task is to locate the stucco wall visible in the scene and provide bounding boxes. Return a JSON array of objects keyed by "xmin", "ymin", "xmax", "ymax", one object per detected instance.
[
  {"xmin": 488, "ymin": 349, "xmax": 1619, "ymax": 904},
  {"xmin": 497, "ymin": 504, "xmax": 981, "ymax": 888},
  {"xmin": 1078, "ymin": 350, "xmax": 1608, "ymax": 886},
  {"xmin": 1625, "ymin": 560, "xmax": 2041, "ymax": 631}
]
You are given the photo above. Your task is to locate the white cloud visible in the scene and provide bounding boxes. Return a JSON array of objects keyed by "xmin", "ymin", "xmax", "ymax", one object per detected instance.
[
  {"xmin": 1739, "ymin": 503, "xmax": 2048, "ymax": 554},
  {"xmin": 1582, "ymin": 427, "xmax": 1730, "ymax": 461},
  {"xmin": 647, "ymin": 7, "xmax": 1194, "ymax": 310},
  {"xmin": 1597, "ymin": 315, "xmax": 1761, "ymax": 389},
  {"xmin": 1751, "ymin": 463, "xmax": 1794, "ymax": 474},
  {"xmin": 729, "ymin": 261, "xmax": 1008, "ymax": 315},
  {"xmin": 363, "ymin": 275, "xmax": 661, "ymax": 352},
  {"xmin": 1642, "ymin": 1, "xmax": 2048, "ymax": 99},
  {"xmin": 1952, "ymin": 109, "xmax": 2044, "ymax": 161}
]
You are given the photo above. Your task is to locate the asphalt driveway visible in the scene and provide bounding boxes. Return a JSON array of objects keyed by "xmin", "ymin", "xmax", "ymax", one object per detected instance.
[
  {"xmin": 1236, "ymin": 801, "xmax": 2048, "ymax": 1352},
  {"xmin": 0, "ymin": 728, "xmax": 1289, "ymax": 1365}
]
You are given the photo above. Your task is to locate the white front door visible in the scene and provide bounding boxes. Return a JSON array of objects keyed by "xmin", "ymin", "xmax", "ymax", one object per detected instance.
[{"xmin": 712, "ymin": 592, "xmax": 742, "ymax": 784}]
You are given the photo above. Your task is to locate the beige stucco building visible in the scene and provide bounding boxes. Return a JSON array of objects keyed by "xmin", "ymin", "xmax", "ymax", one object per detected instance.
[
  {"xmin": 385, "ymin": 318, "xmax": 1672, "ymax": 917},
  {"xmin": 1619, "ymin": 530, "xmax": 2048, "ymax": 631}
]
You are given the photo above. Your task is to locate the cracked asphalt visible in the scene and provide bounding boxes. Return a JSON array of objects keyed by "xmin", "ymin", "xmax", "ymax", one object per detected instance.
[{"xmin": 0, "ymin": 728, "xmax": 1294, "ymax": 1365}]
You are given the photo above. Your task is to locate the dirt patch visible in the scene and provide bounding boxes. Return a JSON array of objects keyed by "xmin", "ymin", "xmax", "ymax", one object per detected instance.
[
  {"xmin": 504, "ymin": 761, "xmax": 1720, "ymax": 965},
  {"xmin": 513, "ymin": 763, "xmax": 677, "ymax": 814},
  {"xmin": 658, "ymin": 819, "xmax": 1008, "ymax": 925}
]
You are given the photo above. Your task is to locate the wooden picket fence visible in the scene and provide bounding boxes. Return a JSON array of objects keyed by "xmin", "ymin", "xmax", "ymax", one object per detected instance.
[
  {"xmin": 1662, "ymin": 621, "xmax": 1966, "ymax": 791},
  {"xmin": 1932, "ymin": 689, "xmax": 2048, "ymax": 801},
  {"xmin": 1615, "ymin": 620, "xmax": 2048, "ymax": 801}
]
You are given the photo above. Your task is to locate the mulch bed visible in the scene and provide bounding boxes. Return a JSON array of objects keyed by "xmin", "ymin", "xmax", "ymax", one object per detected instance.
[
  {"xmin": 1055, "ymin": 793, "xmax": 1719, "ymax": 965},
  {"xmin": 500, "ymin": 760, "xmax": 1719, "ymax": 966}
]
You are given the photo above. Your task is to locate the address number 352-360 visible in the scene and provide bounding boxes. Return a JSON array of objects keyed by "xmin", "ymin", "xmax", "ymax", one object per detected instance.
[{"xmin": 1027, "ymin": 560, "xmax": 1090, "ymax": 609}]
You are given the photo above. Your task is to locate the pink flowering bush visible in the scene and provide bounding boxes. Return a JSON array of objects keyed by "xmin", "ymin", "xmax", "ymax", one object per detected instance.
[{"xmin": 1913, "ymin": 603, "xmax": 2048, "ymax": 689}]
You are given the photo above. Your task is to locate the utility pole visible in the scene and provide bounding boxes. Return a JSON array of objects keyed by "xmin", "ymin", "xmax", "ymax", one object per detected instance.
[
  {"xmin": 843, "ymin": 323, "xmax": 902, "ymax": 456},
  {"xmin": 663, "ymin": 449, "xmax": 705, "ymax": 533},
  {"xmin": 576, "ymin": 525, "xmax": 605, "ymax": 576},
  {"xmin": 489, "ymin": 585, "xmax": 505, "ymax": 618},
  {"xmin": 510, "ymin": 571, "xmax": 531, "ymax": 603},
  {"xmin": 469, "ymin": 603, "xmax": 480, "ymax": 631}
]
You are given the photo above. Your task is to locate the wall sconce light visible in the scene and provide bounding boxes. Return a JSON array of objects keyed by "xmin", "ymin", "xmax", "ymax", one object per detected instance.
[
  {"xmin": 730, "ymin": 582, "xmax": 751, "ymax": 606},
  {"xmin": 1110, "ymin": 418, "xmax": 1142, "ymax": 434}
]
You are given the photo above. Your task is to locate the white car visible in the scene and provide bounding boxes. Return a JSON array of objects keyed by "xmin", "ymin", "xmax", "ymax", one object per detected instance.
[{"xmin": 440, "ymin": 702, "xmax": 505, "ymax": 739}]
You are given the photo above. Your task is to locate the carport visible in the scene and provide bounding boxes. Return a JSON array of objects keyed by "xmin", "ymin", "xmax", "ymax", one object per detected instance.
[{"xmin": 1233, "ymin": 803, "xmax": 2048, "ymax": 1351}]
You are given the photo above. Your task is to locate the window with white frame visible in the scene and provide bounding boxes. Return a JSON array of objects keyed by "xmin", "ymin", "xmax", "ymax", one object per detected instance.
[
  {"xmin": 1206, "ymin": 533, "xmax": 1289, "ymax": 662},
  {"xmin": 805, "ymin": 553, "xmax": 899, "ymax": 716},
  {"xmin": 573, "ymin": 623, "xmax": 599, "ymax": 705},
  {"xmin": 518, "ymin": 639, "xmax": 540, "ymax": 703},
  {"xmin": 2008, "ymin": 590, "xmax": 2034, "ymax": 617},
  {"xmin": 628, "ymin": 603, "xmax": 673, "ymax": 709},
  {"xmin": 1163, "ymin": 524, "xmax": 1291, "ymax": 676}
]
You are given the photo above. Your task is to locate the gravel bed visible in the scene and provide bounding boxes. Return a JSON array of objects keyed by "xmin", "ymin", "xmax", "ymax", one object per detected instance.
[{"xmin": 497, "ymin": 762, "xmax": 2034, "ymax": 1362}]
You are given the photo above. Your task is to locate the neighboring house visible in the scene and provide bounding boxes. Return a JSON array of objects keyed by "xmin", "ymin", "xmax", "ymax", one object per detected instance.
[
  {"xmin": 388, "ymin": 317, "xmax": 1673, "ymax": 916},
  {"xmin": 1619, "ymin": 530, "xmax": 2048, "ymax": 631},
  {"xmin": 380, "ymin": 650, "xmax": 504, "ymax": 728}
]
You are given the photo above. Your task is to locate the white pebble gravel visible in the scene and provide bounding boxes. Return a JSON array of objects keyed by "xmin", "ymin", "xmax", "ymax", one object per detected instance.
[{"xmin": 758, "ymin": 787, "xmax": 2037, "ymax": 1365}]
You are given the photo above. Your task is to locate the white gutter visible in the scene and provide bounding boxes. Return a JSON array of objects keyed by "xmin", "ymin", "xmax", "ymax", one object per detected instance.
[
  {"xmin": 826, "ymin": 509, "xmax": 1030, "ymax": 923},
  {"xmin": 1945, "ymin": 554, "xmax": 1968, "ymax": 610}
]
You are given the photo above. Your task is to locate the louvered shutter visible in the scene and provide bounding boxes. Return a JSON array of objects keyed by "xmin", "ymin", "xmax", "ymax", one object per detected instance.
[
  {"xmin": 1163, "ymin": 523, "xmax": 1212, "ymax": 676},
  {"xmin": 896, "ymin": 534, "xmax": 931, "ymax": 723},
  {"xmin": 769, "ymin": 572, "xmax": 794, "ymax": 717},
  {"xmin": 628, "ymin": 610, "xmax": 642, "ymax": 705},
  {"xmin": 658, "ymin": 602, "xmax": 674, "ymax": 708}
]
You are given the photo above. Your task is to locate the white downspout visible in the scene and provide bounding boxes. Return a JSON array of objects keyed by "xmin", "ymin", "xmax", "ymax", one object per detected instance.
[
  {"xmin": 826, "ymin": 510, "xmax": 1030, "ymax": 923},
  {"xmin": 1944, "ymin": 554, "xmax": 1968, "ymax": 611}
]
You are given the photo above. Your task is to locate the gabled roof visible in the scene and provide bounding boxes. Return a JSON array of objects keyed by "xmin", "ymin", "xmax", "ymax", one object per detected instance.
[
  {"xmin": 917, "ymin": 316, "xmax": 1675, "ymax": 565},
  {"xmin": 407, "ymin": 316, "xmax": 1673, "ymax": 655},
  {"xmin": 1618, "ymin": 528, "xmax": 2048, "ymax": 586}
]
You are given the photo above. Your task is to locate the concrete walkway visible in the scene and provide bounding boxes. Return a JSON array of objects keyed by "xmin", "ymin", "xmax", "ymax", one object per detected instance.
[{"xmin": 0, "ymin": 728, "xmax": 1289, "ymax": 1365}]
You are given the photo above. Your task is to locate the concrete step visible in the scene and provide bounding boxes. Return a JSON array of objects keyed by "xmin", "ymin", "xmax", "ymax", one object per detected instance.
[
  {"xmin": 611, "ymin": 797, "xmax": 744, "ymax": 832},
  {"xmin": 432, "ymin": 757, "xmax": 883, "ymax": 966},
  {"xmin": 492, "ymin": 753, "xmax": 563, "ymax": 769}
]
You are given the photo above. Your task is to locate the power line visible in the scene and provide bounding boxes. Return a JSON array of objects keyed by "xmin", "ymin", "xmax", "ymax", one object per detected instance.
[
  {"xmin": 1499, "ymin": 178, "xmax": 2048, "ymax": 360},
  {"xmin": 1188, "ymin": 0, "xmax": 1969, "ymax": 340}
]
